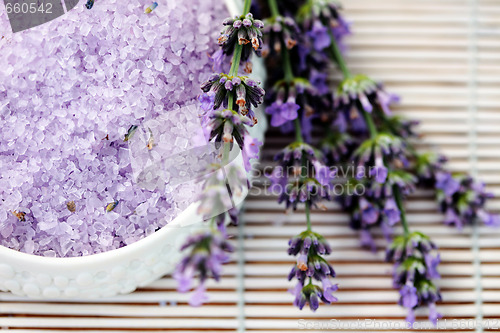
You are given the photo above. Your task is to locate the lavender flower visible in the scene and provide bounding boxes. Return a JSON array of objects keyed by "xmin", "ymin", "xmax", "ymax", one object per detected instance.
[
  {"xmin": 208, "ymin": 109, "xmax": 254, "ymax": 150},
  {"xmin": 174, "ymin": 229, "xmax": 234, "ymax": 306},
  {"xmin": 312, "ymin": 159, "xmax": 336, "ymax": 186},
  {"xmin": 269, "ymin": 142, "xmax": 336, "ymax": 210},
  {"xmin": 197, "ymin": 165, "xmax": 247, "ymax": 219},
  {"xmin": 265, "ymin": 79, "xmax": 308, "ymax": 128},
  {"xmin": 383, "ymin": 198, "xmax": 401, "ymax": 226},
  {"xmin": 262, "ymin": 15, "xmax": 300, "ymax": 56},
  {"xmin": 359, "ymin": 197, "xmax": 379, "ymax": 225},
  {"xmin": 201, "ymin": 74, "xmax": 265, "ymax": 121},
  {"xmin": 369, "ymin": 154, "xmax": 388, "ymax": 183},
  {"xmin": 381, "ymin": 115, "xmax": 419, "ymax": 140},
  {"xmin": 309, "ymin": 70, "xmax": 330, "ymax": 95},
  {"xmin": 321, "ymin": 131, "xmax": 354, "ymax": 163},
  {"xmin": 435, "ymin": 172, "xmax": 460, "ymax": 197},
  {"xmin": 218, "ymin": 13, "xmax": 264, "ymax": 62},
  {"xmin": 387, "ymin": 232, "xmax": 442, "ymax": 325},
  {"xmin": 288, "ymin": 230, "xmax": 337, "ymax": 311},
  {"xmin": 209, "ymin": 49, "xmax": 225, "ymax": 72},
  {"xmin": 297, "ymin": 0, "xmax": 350, "ymax": 52},
  {"xmin": 242, "ymin": 135, "xmax": 263, "ymax": 172},
  {"xmin": 415, "ymin": 152, "xmax": 499, "ymax": 229},
  {"xmin": 437, "ymin": 174, "xmax": 499, "ymax": 229},
  {"xmin": 266, "ymin": 100, "xmax": 300, "ymax": 127},
  {"xmin": 307, "ymin": 21, "xmax": 331, "ymax": 51},
  {"xmin": 260, "ymin": 11, "xmax": 340, "ymax": 309},
  {"xmin": 338, "ymin": 167, "xmax": 416, "ymax": 249},
  {"xmin": 334, "ymin": 75, "xmax": 399, "ymax": 116},
  {"xmin": 198, "ymin": 91, "xmax": 215, "ymax": 112}
]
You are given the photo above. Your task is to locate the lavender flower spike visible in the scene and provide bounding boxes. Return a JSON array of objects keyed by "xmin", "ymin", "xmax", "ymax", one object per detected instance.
[{"xmin": 387, "ymin": 232, "xmax": 442, "ymax": 325}]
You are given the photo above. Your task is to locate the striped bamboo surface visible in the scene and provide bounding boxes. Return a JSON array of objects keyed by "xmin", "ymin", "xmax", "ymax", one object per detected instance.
[{"xmin": 0, "ymin": 0, "xmax": 499, "ymax": 331}]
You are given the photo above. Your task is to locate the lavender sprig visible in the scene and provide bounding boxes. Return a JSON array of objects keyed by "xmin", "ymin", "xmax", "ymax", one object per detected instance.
[
  {"xmin": 175, "ymin": 0, "xmax": 264, "ymax": 306},
  {"xmin": 311, "ymin": 3, "xmax": 444, "ymax": 322},
  {"xmin": 258, "ymin": 0, "xmax": 496, "ymax": 323},
  {"xmin": 415, "ymin": 153, "xmax": 500, "ymax": 229},
  {"xmin": 264, "ymin": 0, "xmax": 338, "ymax": 311},
  {"xmin": 386, "ymin": 232, "xmax": 442, "ymax": 325},
  {"xmin": 323, "ymin": 3, "xmax": 495, "ymax": 323}
]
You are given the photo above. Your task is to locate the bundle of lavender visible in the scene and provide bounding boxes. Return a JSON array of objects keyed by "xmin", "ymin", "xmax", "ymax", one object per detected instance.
[
  {"xmin": 259, "ymin": 0, "xmax": 498, "ymax": 324},
  {"xmin": 176, "ymin": 0, "xmax": 498, "ymax": 325}
]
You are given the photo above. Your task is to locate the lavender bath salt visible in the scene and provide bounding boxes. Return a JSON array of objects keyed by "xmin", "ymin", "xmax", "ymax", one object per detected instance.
[{"xmin": 0, "ymin": 0, "xmax": 227, "ymax": 257}]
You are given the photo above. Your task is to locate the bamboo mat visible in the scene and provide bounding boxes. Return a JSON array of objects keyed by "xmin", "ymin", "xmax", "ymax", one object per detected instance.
[{"xmin": 1, "ymin": 0, "xmax": 500, "ymax": 331}]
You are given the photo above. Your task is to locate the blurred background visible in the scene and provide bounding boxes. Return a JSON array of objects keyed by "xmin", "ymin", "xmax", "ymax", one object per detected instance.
[{"xmin": 1, "ymin": 0, "xmax": 499, "ymax": 331}]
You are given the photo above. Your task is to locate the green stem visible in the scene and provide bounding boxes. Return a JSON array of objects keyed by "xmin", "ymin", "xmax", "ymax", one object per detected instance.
[
  {"xmin": 269, "ymin": 0, "xmax": 312, "ymax": 233},
  {"xmin": 228, "ymin": 0, "xmax": 252, "ymax": 77},
  {"xmin": 229, "ymin": 45, "xmax": 243, "ymax": 77},
  {"xmin": 359, "ymin": 103, "xmax": 378, "ymax": 139},
  {"xmin": 223, "ymin": 0, "xmax": 253, "ymax": 162},
  {"xmin": 329, "ymin": 32, "xmax": 351, "ymax": 78},
  {"xmin": 282, "ymin": 45, "xmax": 294, "ymax": 83},
  {"xmin": 393, "ymin": 185, "xmax": 410, "ymax": 236},
  {"xmin": 294, "ymin": 118, "xmax": 304, "ymax": 143},
  {"xmin": 331, "ymin": 35, "xmax": 377, "ymax": 141},
  {"xmin": 222, "ymin": 141, "xmax": 231, "ymax": 166},
  {"xmin": 267, "ymin": 0, "xmax": 280, "ymax": 17},
  {"xmin": 243, "ymin": 0, "xmax": 252, "ymax": 14},
  {"xmin": 305, "ymin": 201, "xmax": 312, "ymax": 231},
  {"xmin": 228, "ymin": 92, "xmax": 235, "ymax": 113},
  {"xmin": 209, "ymin": 217, "xmax": 217, "ymax": 232}
]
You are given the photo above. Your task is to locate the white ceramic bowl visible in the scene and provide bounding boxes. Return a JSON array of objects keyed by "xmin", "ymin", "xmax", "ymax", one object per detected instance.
[{"xmin": 0, "ymin": 0, "xmax": 267, "ymax": 299}]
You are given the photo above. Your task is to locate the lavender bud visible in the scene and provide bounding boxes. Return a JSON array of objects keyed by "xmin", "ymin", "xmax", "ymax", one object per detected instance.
[
  {"xmin": 224, "ymin": 79, "xmax": 234, "ymax": 91},
  {"xmin": 253, "ymin": 19, "xmax": 264, "ymax": 29},
  {"xmin": 242, "ymin": 18, "xmax": 252, "ymax": 27},
  {"xmin": 233, "ymin": 20, "xmax": 242, "ymax": 29}
]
